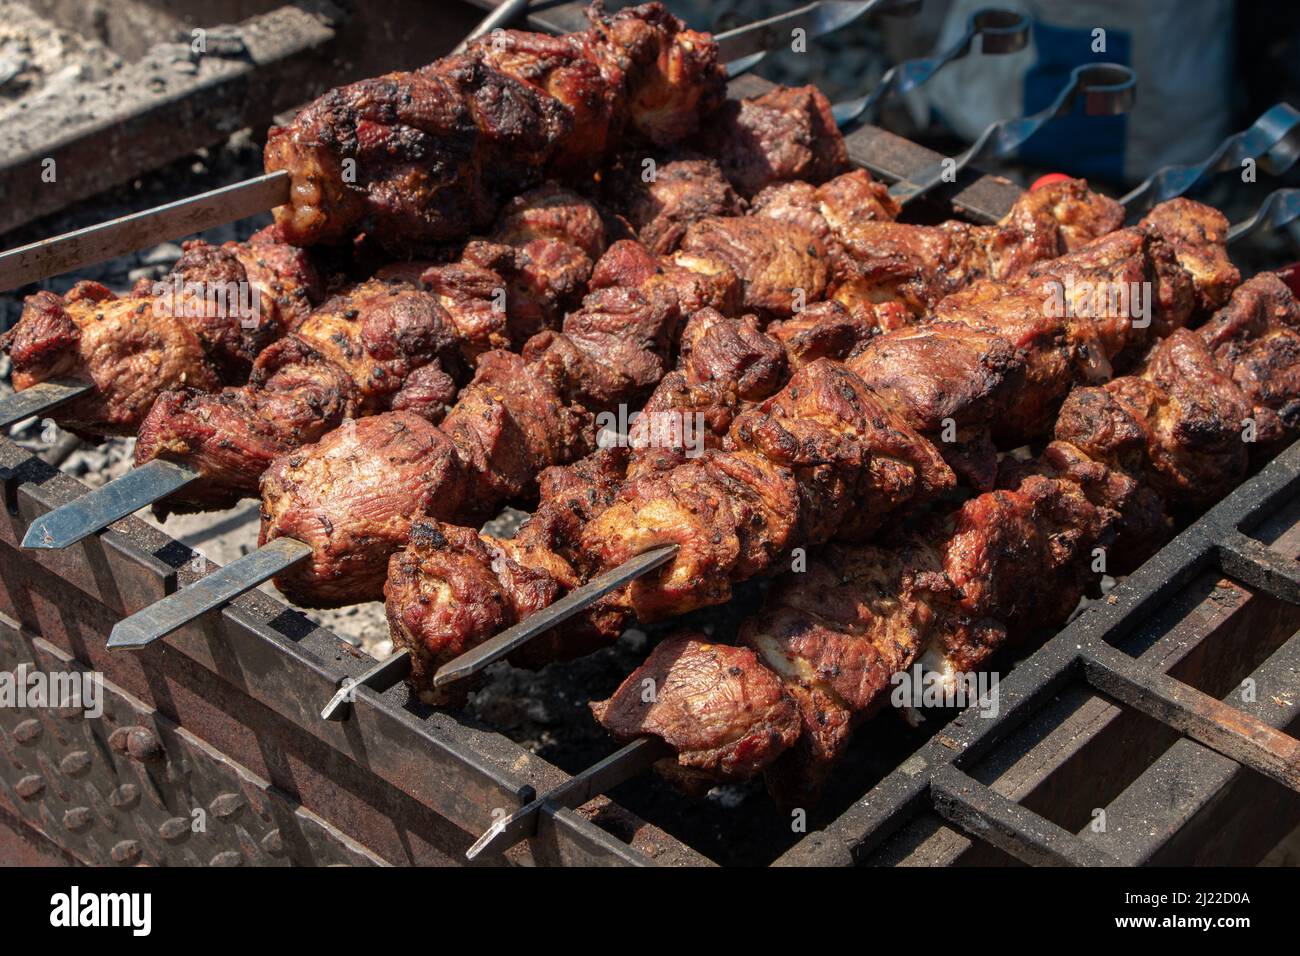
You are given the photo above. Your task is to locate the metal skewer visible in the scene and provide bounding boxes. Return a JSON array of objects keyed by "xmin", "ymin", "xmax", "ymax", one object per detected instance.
[
  {"xmin": 832, "ymin": 7, "xmax": 1029, "ymax": 129},
  {"xmin": 22, "ymin": 458, "xmax": 195, "ymax": 549},
  {"xmin": 1121, "ymin": 103, "xmax": 1300, "ymax": 213},
  {"xmin": 107, "ymin": 537, "xmax": 312, "ymax": 649},
  {"xmin": 465, "ymin": 736, "xmax": 671, "ymax": 861},
  {"xmin": 1227, "ymin": 188, "xmax": 1300, "ymax": 243},
  {"xmin": 887, "ymin": 62, "xmax": 1138, "ymax": 205},
  {"xmin": 0, "ymin": 381, "xmax": 92, "ymax": 430},
  {"xmin": 317, "ymin": 543, "xmax": 679, "ymax": 720},
  {"xmin": 452, "ymin": 0, "xmax": 532, "ymax": 55},
  {"xmin": 721, "ymin": 0, "xmax": 922, "ymax": 78}
]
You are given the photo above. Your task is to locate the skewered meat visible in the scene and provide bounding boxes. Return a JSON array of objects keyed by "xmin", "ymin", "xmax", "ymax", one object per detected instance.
[
  {"xmin": 265, "ymin": 238, "xmax": 741, "ymax": 607},
  {"xmin": 829, "ymin": 178, "xmax": 1124, "ymax": 325},
  {"xmin": 695, "ymin": 84, "xmax": 849, "ymax": 197},
  {"xmin": 678, "ymin": 216, "xmax": 829, "ymax": 318},
  {"xmin": 265, "ymin": 3, "xmax": 724, "ymax": 252},
  {"xmin": 578, "ymin": 203, "xmax": 1230, "ymax": 622},
  {"xmin": 133, "ymin": 185, "xmax": 608, "ymax": 516},
  {"xmin": 604, "ymin": 150, "xmax": 746, "ymax": 255},
  {"xmin": 594, "ymin": 270, "xmax": 1300, "ymax": 805},
  {"xmin": 592, "ymin": 635, "xmax": 801, "ymax": 790},
  {"xmin": 134, "ymin": 278, "xmax": 464, "ymax": 514},
  {"xmin": 385, "ymin": 199, "xmax": 1234, "ymax": 691},
  {"xmin": 261, "ymin": 412, "xmax": 469, "ymax": 606},
  {"xmin": 5, "ymin": 282, "xmax": 221, "ymax": 438},
  {"xmin": 2, "ymin": 229, "xmax": 323, "ymax": 436}
]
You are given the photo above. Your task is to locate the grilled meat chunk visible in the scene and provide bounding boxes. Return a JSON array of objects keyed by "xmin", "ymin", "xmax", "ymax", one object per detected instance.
[
  {"xmin": 5, "ymin": 281, "xmax": 222, "ymax": 438},
  {"xmin": 134, "ymin": 279, "xmax": 465, "ymax": 512},
  {"xmin": 679, "ymin": 215, "xmax": 829, "ymax": 318},
  {"xmin": 591, "ymin": 634, "xmax": 801, "ymax": 788},
  {"xmin": 261, "ymin": 411, "xmax": 470, "ymax": 607},
  {"xmin": 606, "ymin": 151, "xmax": 745, "ymax": 254},
  {"xmin": 696, "ymin": 84, "xmax": 849, "ymax": 197},
  {"xmin": 3, "ymin": 231, "xmax": 322, "ymax": 436},
  {"xmin": 830, "ymin": 178, "xmax": 1124, "ymax": 329},
  {"xmin": 1198, "ymin": 271, "xmax": 1300, "ymax": 446},
  {"xmin": 134, "ymin": 339, "xmax": 360, "ymax": 516},
  {"xmin": 265, "ymin": 3, "xmax": 724, "ymax": 251}
]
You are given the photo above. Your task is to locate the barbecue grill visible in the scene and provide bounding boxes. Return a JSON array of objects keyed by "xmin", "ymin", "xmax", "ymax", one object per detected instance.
[{"xmin": 0, "ymin": 0, "xmax": 1298, "ymax": 869}]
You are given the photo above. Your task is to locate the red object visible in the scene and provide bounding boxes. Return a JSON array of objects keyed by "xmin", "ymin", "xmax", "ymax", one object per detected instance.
[
  {"xmin": 1274, "ymin": 262, "xmax": 1300, "ymax": 299},
  {"xmin": 1030, "ymin": 172, "xmax": 1073, "ymax": 191}
]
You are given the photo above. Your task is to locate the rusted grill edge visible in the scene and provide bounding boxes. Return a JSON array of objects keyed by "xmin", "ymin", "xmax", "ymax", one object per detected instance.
[{"xmin": 778, "ymin": 438, "xmax": 1300, "ymax": 866}]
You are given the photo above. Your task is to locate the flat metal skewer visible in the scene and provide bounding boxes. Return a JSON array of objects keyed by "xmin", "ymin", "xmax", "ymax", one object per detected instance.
[
  {"xmin": 0, "ymin": 172, "xmax": 289, "ymax": 293},
  {"xmin": 721, "ymin": 0, "xmax": 922, "ymax": 78},
  {"xmin": 1121, "ymin": 103, "xmax": 1300, "ymax": 213},
  {"xmin": 320, "ymin": 648, "xmax": 412, "ymax": 721},
  {"xmin": 318, "ymin": 543, "xmax": 678, "ymax": 719},
  {"xmin": 433, "ymin": 542, "xmax": 679, "ymax": 687},
  {"xmin": 466, "ymin": 736, "xmax": 671, "ymax": 861},
  {"xmin": 832, "ymin": 7, "xmax": 1030, "ymax": 129},
  {"xmin": 888, "ymin": 62, "xmax": 1138, "ymax": 205},
  {"xmin": 1227, "ymin": 188, "xmax": 1300, "ymax": 243},
  {"xmin": 0, "ymin": 381, "xmax": 92, "ymax": 430},
  {"xmin": 22, "ymin": 459, "xmax": 197, "ymax": 549},
  {"xmin": 107, "ymin": 537, "xmax": 312, "ymax": 649}
]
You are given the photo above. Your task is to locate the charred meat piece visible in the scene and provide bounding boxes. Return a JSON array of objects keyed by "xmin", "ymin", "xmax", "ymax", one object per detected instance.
[
  {"xmin": 696, "ymin": 84, "xmax": 849, "ymax": 197},
  {"xmin": 829, "ymin": 178, "xmax": 1123, "ymax": 331},
  {"xmin": 591, "ymin": 634, "xmax": 801, "ymax": 788},
  {"xmin": 265, "ymin": 3, "xmax": 724, "ymax": 251},
  {"xmin": 605, "ymin": 150, "xmax": 745, "ymax": 254},
  {"xmin": 261, "ymin": 411, "xmax": 470, "ymax": 607},
  {"xmin": 4, "ymin": 281, "xmax": 222, "ymax": 438},
  {"xmin": 1198, "ymin": 271, "xmax": 1300, "ymax": 447},
  {"xmin": 134, "ymin": 338, "xmax": 359, "ymax": 517},
  {"xmin": 3, "ymin": 231, "xmax": 322, "ymax": 437},
  {"xmin": 133, "ymin": 279, "xmax": 465, "ymax": 512},
  {"xmin": 443, "ymin": 349, "xmax": 593, "ymax": 514}
]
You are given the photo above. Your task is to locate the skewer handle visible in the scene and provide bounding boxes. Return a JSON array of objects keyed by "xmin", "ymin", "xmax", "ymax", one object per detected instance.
[
  {"xmin": 722, "ymin": 0, "xmax": 922, "ymax": 78},
  {"xmin": 888, "ymin": 62, "xmax": 1137, "ymax": 205},
  {"xmin": 107, "ymin": 536, "xmax": 312, "ymax": 650},
  {"xmin": 22, "ymin": 459, "xmax": 198, "ymax": 550},
  {"xmin": 320, "ymin": 649, "xmax": 413, "ymax": 721},
  {"xmin": 1227, "ymin": 188, "xmax": 1300, "ymax": 244},
  {"xmin": 0, "ymin": 381, "xmax": 92, "ymax": 430},
  {"xmin": 832, "ymin": 7, "xmax": 1030, "ymax": 129},
  {"xmin": 1120, "ymin": 103, "xmax": 1300, "ymax": 211},
  {"xmin": 466, "ymin": 736, "xmax": 671, "ymax": 860}
]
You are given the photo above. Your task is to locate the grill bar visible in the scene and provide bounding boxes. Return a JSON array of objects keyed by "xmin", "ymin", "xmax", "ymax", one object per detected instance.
[
  {"xmin": 930, "ymin": 766, "xmax": 1120, "ymax": 866},
  {"xmin": 1080, "ymin": 626, "xmax": 1300, "ymax": 864},
  {"xmin": 1080, "ymin": 644, "xmax": 1300, "ymax": 793}
]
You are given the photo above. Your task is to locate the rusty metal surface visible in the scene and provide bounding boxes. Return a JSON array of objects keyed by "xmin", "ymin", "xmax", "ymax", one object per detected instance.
[
  {"xmin": 780, "ymin": 438, "xmax": 1300, "ymax": 866},
  {"xmin": 0, "ymin": 618, "xmax": 384, "ymax": 866},
  {"xmin": 0, "ymin": 437, "xmax": 706, "ymax": 865}
]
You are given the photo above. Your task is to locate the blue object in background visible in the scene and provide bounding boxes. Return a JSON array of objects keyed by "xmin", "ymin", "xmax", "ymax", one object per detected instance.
[{"xmin": 1019, "ymin": 21, "xmax": 1131, "ymax": 183}]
